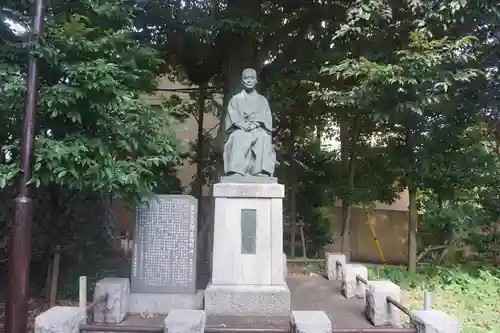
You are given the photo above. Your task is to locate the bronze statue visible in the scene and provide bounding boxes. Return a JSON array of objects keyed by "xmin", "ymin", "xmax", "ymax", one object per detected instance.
[{"xmin": 223, "ymin": 68, "xmax": 276, "ymax": 177}]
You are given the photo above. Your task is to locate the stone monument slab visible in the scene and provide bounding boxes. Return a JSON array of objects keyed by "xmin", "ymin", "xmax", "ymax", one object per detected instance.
[{"xmin": 131, "ymin": 195, "xmax": 197, "ymax": 294}]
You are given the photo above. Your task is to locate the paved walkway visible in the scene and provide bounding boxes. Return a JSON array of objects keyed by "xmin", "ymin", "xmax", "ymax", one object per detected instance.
[
  {"xmin": 120, "ymin": 275, "xmax": 373, "ymax": 330},
  {"xmin": 288, "ymin": 275, "xmax": 373, "ymax": 329}
]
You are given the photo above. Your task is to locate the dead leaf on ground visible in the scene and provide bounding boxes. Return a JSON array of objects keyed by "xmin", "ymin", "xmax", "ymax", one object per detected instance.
[{"xmin": 140, "ymin": 311, "xmax": 157, "ymax": 319}]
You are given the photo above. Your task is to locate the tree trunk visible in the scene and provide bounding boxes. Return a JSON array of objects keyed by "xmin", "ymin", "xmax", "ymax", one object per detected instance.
[
  {"xmin": 494, "ymin": 132, "xmax": 500, "ymax": 266},
  {"xmin": 195, "ymin": 84, "xmax": 206, "ymax": 228},
  {"xmin": 316, "ymin": 117, "xmax": 324, "ymax": 143},
  {"xmin": 289, "ymin": 116, "xmax": 297, "ymax": 257},
  {"xmin": 340, "ymin": 113, "xmax": 361, "ymax": 261},
  {"xmin": 408, "ymin": 185, "xmax": 418, "ymax": 272},
  {"xmin": 406, "ymin": 128, "xmax": 417, "ymax": 273},
  {"xmin": 340, "ymin": 117, "xmax": 348, "ymax": 250}
]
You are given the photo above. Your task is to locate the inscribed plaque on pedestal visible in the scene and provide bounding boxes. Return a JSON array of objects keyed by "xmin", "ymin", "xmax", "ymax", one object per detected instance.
[
  {"xmin": 241, "ymin": 208, "xmax": 257, "ymax": 254},
  {"xmin": 131, "ymin": 195, "xmax": 197, "ymax": 294}
]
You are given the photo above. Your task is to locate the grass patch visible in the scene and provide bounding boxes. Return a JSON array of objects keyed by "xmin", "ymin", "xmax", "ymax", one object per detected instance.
[{"xmin": 368, "ymin": 265, "xmax": 500, "ymax": 333}]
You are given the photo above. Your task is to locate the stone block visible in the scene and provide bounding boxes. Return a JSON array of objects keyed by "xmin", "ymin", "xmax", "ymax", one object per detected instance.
[
  {"xmin": 128, "ymin": 291, "xmax": 204, "ymax": 314},
  {"xmin": 164, "ymin": 310, "xmax": 206, "ymax": 333},
  {"xmin": 283, "ymin": 252, "xmax": 288, "ymax": 280},
  {"xmin": 93, "ymin": 278, "xmax": 130, "ymax": 324},
  {"xmin": 204, "ymin": 283, "xmax": 291, "ymax": 316},
  {"xmin": 213, "ymin": 182, "xmax": 285, "ymax": 198},
  {"xmin": 211, "ymin": 185, "xmax": 284, "ymax": 286},
  {"xmin": 341, "ymin": 264, "xmax": 367, "ymax": 299},
  {"xmin": 365, "ymin": 280, "xmax": 401, "ymax": 327},
  {"xmin": 220, "ymin": 175, "xmax": 278, "ymax": 184},
  {"xmin": 411, "ymin": 310, "xmax": 460, "ymax": 333},
  {"xmin": 35, "ymin": 306, "xmax": 83, "ymax": 333},
  {"xmin": 325, "ymin": 253, "xmax": 345, "ymax": 280},
  {"xmin": 291, "ymin": 311, "xmax": 332, "ymax": 333}
]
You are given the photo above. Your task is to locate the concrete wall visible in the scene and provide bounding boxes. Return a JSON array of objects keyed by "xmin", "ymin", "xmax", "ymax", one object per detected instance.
[
  {"xmin": 334, "ymin": 191, "xmax": 409, "ymax": 212},
  {"xmin": 327, "ymin": 206, "xmax": 409, "ymax": 264}
]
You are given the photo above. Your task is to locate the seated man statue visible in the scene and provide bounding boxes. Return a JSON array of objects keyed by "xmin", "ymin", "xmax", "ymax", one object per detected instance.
[{"xmin": 223, "ymin": 68, "xmax": 276, "ymax": 177}]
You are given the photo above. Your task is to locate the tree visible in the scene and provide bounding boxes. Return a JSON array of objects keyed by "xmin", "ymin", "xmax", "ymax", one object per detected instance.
[
  {"xmin": 0, "ymin": 0, "xmax": 182, "ymax": 200},
  {"xmin": 0, "ymin": 0, "xmax": 186, "ymax": 269},
  {"xmin": 313, "ymin": 0, "xmax": 483, "ymax": 271}
]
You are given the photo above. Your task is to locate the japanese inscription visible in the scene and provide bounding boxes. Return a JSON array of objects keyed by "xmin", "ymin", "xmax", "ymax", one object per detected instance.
[
  {"xmin": 241, "ymin": 208, "xmax": 257, "ymax": 254},
  {"xmin": 131, "ymin": 195, "xmax": 197, "ymax": 294}
]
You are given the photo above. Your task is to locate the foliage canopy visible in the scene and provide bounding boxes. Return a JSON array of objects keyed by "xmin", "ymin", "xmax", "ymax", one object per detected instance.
[{"xmin": 0, "ymin": 0, "xmax": 182, "ymax": 201}]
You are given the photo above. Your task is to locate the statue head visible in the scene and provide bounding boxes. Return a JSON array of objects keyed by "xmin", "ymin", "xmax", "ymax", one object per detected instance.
[{"xmin": 241, "ymin": 68, "xmax": 257, "ymax": 90}]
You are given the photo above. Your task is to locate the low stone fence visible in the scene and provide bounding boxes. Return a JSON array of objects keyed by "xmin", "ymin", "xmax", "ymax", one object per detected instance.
[
  {"xmin": 34, "ymin": 276, "xmax": 204, "ymax": 333},
  {"xmin": 325, "ymin": 252, "xmax": 460, "ymax": 333},
  {"xmin": 35, "ymin": 308, "xmax": 205, "ymax": 333},
  {"xmin": 35, "ymin": 255, "xmax": 459, "ymax": 333}
]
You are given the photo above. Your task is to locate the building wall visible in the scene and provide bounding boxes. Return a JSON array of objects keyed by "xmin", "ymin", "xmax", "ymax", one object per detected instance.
[
  {"xmin": 147, "ymin": 76, "xmax": 220, "ymax": 193},
  {"xmin": 112, "ymin": 76, "xmax": 410, "ymax": 263},
  {"xmin": 334, "ymin": 191, "xmax": 409, "ymax": 212},
  {"xmin": 326, "ymin": 206, "xmax": 409, "ymax": 264}
]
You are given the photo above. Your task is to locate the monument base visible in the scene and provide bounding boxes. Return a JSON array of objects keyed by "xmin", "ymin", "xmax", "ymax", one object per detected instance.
[
  {"xmin": 204, "ymin": 283, "xmax": 291, "ymax": 316},
  {"xmin": 128, "ymin": 291, "xmax": 204, "ymax": 314},
  {"xmin": 219, "ymin": 175, "xmax": 278, "ymax": 184}
]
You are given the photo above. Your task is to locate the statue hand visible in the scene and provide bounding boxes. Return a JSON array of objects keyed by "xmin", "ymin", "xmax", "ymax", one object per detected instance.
[
  {"xmin": 235, "ymin": 122, "xmax": 250, "ymax": 131},
  {"xmin": 248, "ymin": 122, "xmax": 259, "ymax": 131}
]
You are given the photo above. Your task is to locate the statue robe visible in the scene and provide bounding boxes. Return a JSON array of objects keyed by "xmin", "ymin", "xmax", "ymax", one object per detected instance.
[{"xmin": 223, "ymin": 90, "xmax": 276, "ymax": 176}]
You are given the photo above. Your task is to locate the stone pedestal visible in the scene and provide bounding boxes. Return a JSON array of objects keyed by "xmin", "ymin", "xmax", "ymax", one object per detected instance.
[
  {"xmin": 94, "ymin": 278, "xmax": 130, "ymax": 323},
  {"xmin": 204, "ymin": 180, "xmax": 291, "ymax": 316}
]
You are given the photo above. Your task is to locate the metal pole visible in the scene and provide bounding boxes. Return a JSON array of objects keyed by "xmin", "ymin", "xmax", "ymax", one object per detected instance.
[
  {"xmin": 5, "ymin": 1, "xmax": 44, "ymax": 333},
  {"xmin": 386, "ymin": 296, "xmax": 413, "ymax": 320},
  {"xmin": 423, "ymin": 291, "xmax": 432, "ymax": 310},
  {"xmin": 356, "ymin": 274, "xmax": 368, "ymax": 285}
]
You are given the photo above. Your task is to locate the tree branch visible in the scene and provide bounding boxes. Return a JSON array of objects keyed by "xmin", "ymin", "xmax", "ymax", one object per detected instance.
[{"xmin": 254, "ymin": 4, "xmax": 323, "ymax": 69}]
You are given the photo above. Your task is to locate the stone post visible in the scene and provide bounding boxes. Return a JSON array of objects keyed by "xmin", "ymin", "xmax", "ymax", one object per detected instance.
[
  {"xmin": 34, "ymin": 307, "xmax": 83, "ymax": 333},
  {"xmin": 164, "ymin": 310, "xmax": 206, "ymax": 333},
  {"xmin": 411, "ymin": 310, "xmax": 460, "ymax": 333},
  {"xmin": 341, "ymin": 264, "xmax": 367, "ymax": 299},
  {"xmin": 325, "ymin": 253, "xmax": 345, "ymax": 280},
  {"xmin": 291, "ymin": 311, "xmax": 332, "ymax": 333},
  {"xmin": 93, "ymin": 278, "xmax": 130, "ymax": 324},
  {"xmin": 365, "ymin": 280, "xmax": 401, "ymax": 327}
]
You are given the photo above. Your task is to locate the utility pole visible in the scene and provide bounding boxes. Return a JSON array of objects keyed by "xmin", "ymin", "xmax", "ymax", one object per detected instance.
[{"xmin": 5, "ymin": 0, "xmax": 44, "ymax": 332}]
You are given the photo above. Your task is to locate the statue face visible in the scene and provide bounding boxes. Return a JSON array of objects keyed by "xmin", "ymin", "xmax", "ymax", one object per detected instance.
[{"xmin": 242, "ymin": 71, "xmax": 257, "ymax": 90}]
